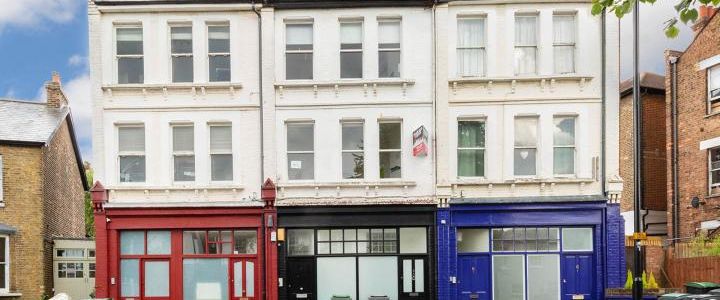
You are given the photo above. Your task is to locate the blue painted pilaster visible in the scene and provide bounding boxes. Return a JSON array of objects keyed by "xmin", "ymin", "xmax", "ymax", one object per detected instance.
[
  {"xmin": 605, "ymin": 203, "xmax": 627, "ymax": 288},
  {"xmin": 437, "ymin": 208, "xmax": 451, "ymax": 300}
]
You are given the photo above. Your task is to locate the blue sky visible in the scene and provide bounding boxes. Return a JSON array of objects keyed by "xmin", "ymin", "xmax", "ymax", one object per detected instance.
[{"xmin": 0, "ymin": 0, "xmax": 698, "ymax": 165}]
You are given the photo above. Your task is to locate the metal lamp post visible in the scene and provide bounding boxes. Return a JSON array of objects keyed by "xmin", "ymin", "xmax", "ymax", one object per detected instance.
[{"xmin": 632, "ymin": 0, "xmax": 646, "ymax": 298}]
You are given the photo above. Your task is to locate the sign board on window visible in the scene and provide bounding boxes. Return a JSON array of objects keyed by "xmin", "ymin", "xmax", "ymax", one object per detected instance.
[{"xmin": 413, "ymin": 126, "xmax": 428, "ymax": 157}]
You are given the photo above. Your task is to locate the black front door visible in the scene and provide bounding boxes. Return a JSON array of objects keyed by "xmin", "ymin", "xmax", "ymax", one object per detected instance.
[
  {"xmin": 399, "ymin": 257, "xmax": 427, "ymax": 300},
  {"xmin": 287, "ymin": 258, "xmax": 316, "ymax": 300}
]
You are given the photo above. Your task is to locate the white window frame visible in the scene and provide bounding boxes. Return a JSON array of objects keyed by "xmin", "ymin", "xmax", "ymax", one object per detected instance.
[
  {"xmin": 209, "ymin": 123, "xmax": 234, "ymax": 182},
  {"xmin": 117, "ymin": 125, "xmax": 146, "ymax": 184},
  {"xmin": 169, "ymin": 24, "xmax": 193, "ymax": 83},
  {"xmin": 456, "ymin": 119, "xmax": 486, "ymax": 178},
  {"xmin": 172, "ymin": 124, "xmax": 195, "ymax": 183},
  {"xmin": 378, "ymin": 120, "xmax": 402, "ymax": 179},
  {"xmin": 514, "ymin": 116, "xmax": 539, "ymax": 177},
  {"xmin": 377, "ymin": 18, "xmax": 402, "ymax": 78},
  {"xmin": 115, "ymin": 25, "xmax": 144, "ymax": 84},
  {"xmin": 456, "ymin": 16, "xmax": 486, "ymax": 77},
  {"xmin": 286, "ymin": 122, "xmax": 315, "ymax": 181},
  {"xmin": 514, "ymin": 14, "xmax": 538, "ymax": 76},
  {"xmin": 552, "ymin": 13, "xmax": 577, "ymax": 74},
  {"xmin": 709, "ymin": 147, "xmax": 720, "ymax": 195},
  {"xmin": 708, "ymin": 64, "xmax": 720, "ymax": 114},
  {"xmin": 285, "ymin": 21, "xmax": 314, "ymax": 80},
  {"xmin": 341, "ymin": 120, "xmax": 365, "ymax": 180},
  {"xmin": 0, "ymin": 235, "xmax": 8, "ymax": 293},
  {"xmin": 58, "ymin": 262, "xmax": 85, "ymax": 279},
  {"xmin": 0, "ymin": 155, "xmax": 3, "ymax": 203},
  {"xmin": 339, "ymin": 20, "xmax": 364, "ymax": 79},
  {"xmin": 553, "ymin": 115, "xmax": 577, "ymax": 176},
  {"xmin": 207, "ymin": 23, "xmax": 231, "ymax": 82}
]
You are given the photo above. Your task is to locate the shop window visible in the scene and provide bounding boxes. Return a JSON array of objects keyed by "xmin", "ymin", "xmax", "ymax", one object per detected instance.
[
  {"xmin": 210, "ymin": 124, "xmax": 233, "ymax": 181},
  {"xmin": 457, "ymin": 120, "xmax": 486, "ymax": 177},
  {"xmin": 121, "ymin": 259, "xmax": 140, "ymax": 297},
  {"xmin": 118, "ymin": 125, "xmax": 145, "ymax": 183},
  {"xmin": 492, "ymin": 255, "xmax": 525, "ymax": 300},
  {"xmin": 316, "ymin": 228, "xmax": 396, "ymax": 255},
  {"xmin": 710, "ymin": 147, "xmax": 720, "ymax": 195},
  {"xmin": 183, "ymin": 258, "xmax": 229, "ymax": 300},
  {"xmin": 561, "ymin": 228, "xmax": 593, "ymax": 251},
  {"xmin": 399, "ymin": 227, "xmax": 427, "ymax": 254},
  {"xmin": 514, "ymin": 116, "xmax": 538, "ymax": 176},
  {"xmin": 378, "ymin": 19, "xmax": 401, "ymax": 78},
  {"xmin": 208, "ymin": 25, "xmax": 231, "ymax": 82},
  {"xmin": 286, "ymin": 23, "xmax": 314, "ymax": 80},
  {"xmin": 379, "ymin": 121, "xmax": 402, "ymax": 179},
  {"xmin": 527, "ymin": 254, "xmax": 560, "ymax": 300},
  {"xmin": 492, "ymin": 227, "xmax": 559, "ymax": 252},
  {"xmin": 116, "ymin": 27, "xmax": 144, "ymax": 84},
  {"xmin": 183, "ymin": 230, "xmax": 257, "ymax": 255},
  {"xmin": 147, "ymin": 231, "xmax": 171, "ymax": 255},
  {"xmin": 120, "ymin": 231, "xmax": 145, "ymax": 255},
  {"xmin": 234, "ymin": 231, "xmax": 258, "ymax": 254},
  {"xmin": 340, "ymin": 21, "xmax": 363, "ymax": 79},
  {"xmin": 145, "ymin": 261, "xmax": 170, "ymax": 297},
  {"xmin": 359, "ymin": 257, "xmax": 398, "ymax": 300},
  {"xmin": 457, "ymin": 228, "xmax": 489, "ymax": 253},
  {"xmin": 288, "ymin": 229, "xmax": 315, "ymax": 256},
  {"xmin": 56, "ymin": 248, "xmax": 84, "ymax": 258},
  {"xmin": 287, "ymin": 123, "xmax": 315, "ymax": 180},
  {"xmin": 317, "ymin": 257, "xmax": 356, "ymax": 300},
  {"xmin": 342, "ymin": 122, "xmax": 365, "ymax": 179},
  {"xmin": 554, "ymin": 116, "xmax": 576, "ymax": 175},
  {"xmin": 58, "ymin": 263, "xmax": 84, "ymax": 278},
  {"xmin": 170, "ymin": 26, "xmax": 193, "ymax": 83}
]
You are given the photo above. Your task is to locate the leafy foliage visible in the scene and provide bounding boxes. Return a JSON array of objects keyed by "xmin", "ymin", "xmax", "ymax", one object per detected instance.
[
  {"xmin": 84, "ymin": 163, "xmax": 95, "ymax": 237},
  {"xmin": 625, "ymin": 270, "xmax": 633, "ymax": 289},
  {"xmin": 590, "ymin": 0, "xmax": 720, "ymax": 37}
]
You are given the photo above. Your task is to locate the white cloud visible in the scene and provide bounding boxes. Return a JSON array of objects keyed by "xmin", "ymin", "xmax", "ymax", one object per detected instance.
[
  {"xmin": 2, "ymin": 88, "xmax": 15, "ymax": 99},
  {"xmin": 68, "ymin": 54, "xmax": 86, "ymax": 67},
  {"xmin": 0, "ymin": 0, "xmax": 81, "ymax": 31}
]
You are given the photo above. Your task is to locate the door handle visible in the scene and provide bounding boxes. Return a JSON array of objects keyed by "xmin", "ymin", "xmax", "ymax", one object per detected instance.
[{"xmin": 562, "ymin": 279, "xmax": 567, "ymax": 283}]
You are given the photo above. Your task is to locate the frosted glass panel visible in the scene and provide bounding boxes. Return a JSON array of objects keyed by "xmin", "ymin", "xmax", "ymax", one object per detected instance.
[
  {"xmin": 183, "ymin": 258, "xmax": 228, "ymax": 300},
  {"xmin": 246, "ymin": 261, "xmax": 255, "ymax": 297},
  {"xmin": 527, "ymin": 255, "xmax": 560, "ymax": 300},
  {"xmin": 120, "ymin": 231, "xmax": 144, "ymax": 255},
  {"xmin": 492, "ymin": 255, "xmax": 524, "ymax": 300},
  {"xmin": 403, "ymin": 259, "xmax": 412, "ymax": 292},
  {"xmin": 317, "ymin": 257, "xmax": 356, "ymax": 300},
  {"xmin": 120, "ymin": 259, "xmax": 139, "ymax": 297},
  {"xmin": 400, "ymin": 227, "xmax": 427, "ymax": 254},
  {"xmin": 562, "ymin": 228, "xmax": 593, "ymax": 251},
  {"xmin": 457, "ymin": 229, "xmax": 489, "ymax": 253},
  {"xmin": 145, "ymin": 261, "xmax": 169, "ymax": 297},
  {"xmin": 359, "ymin": 256, "xmax": 398, "ymax": 300},
  {"xmin": 147, "ymin": 231, "xmax": 171, "ymax": 255},
  {"xmin": 234, "ymin": 262, "xmax": 243, "ymax": 297},
  {"xmin": 415, "ymin": 259, "xmax": 425, "ymax": 293}
]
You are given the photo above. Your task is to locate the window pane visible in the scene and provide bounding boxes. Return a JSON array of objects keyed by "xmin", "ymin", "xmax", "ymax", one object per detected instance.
[
  {"xmin": 174, "ymin": 155, "xmax": 195, "ymax": 181},
  {"xmin": 341, "ymin": 22, "xmax": 362, "ymax": 46},
  {"xmin": 183, "ymin": 258, "xmax": 229, "ymax": 300},
  {"xmin": 514, "ymin": 148, "xmax": 537, "ymax": 176},
  {"xmin": 554, "ymin": 45, "xmax": 575, "ymax": 74},
  {"xmin": 400, "ymin": 227, "xmax": 427, "ymax": 254},
  {"xmin": 458, "ymin": 18, "xmax": 484, "ymax": 48},
  {"xmin": 118, "ymin": 57, "xmax": 144, "ymax": 84},
  {"xmin": 210, "ymin": 126, "xmax": 232, "ymax": 152},
  {"xmin": 493, "ymin": 255, "xmax": 524, "ymax": 300},
  {"xmin": 379, "ymin": 122, "xmax": 401, "ymax": 150},
  {"xmin": 173, "ymin": 126, "xmax": 194, "ymax": 152},
  {"xmin": 286, "ymin": 24, "xmax": 313, "ymax": 50},
  {"xmin": 317, "ymin": 230, "xmax": 329, "ymax": 241},
  {"xmin": 171, "ymin": 26, "xmax": 193, "ymax": 53},
  {"xmin": 344, "ymin": 241, "xmax": 357, "ymax": 253},
  {"xmin": 415, "ymin": 259, "xmax": 425, "ymax": 292},
  {"xmin": 457, "ymin": 228, "xmax": 489, "ymax": 253},
  {"xmin": 342, "ymin": 152, "xmax": 364, "ymax": 179},
  {"xmin": 554, "ymin": 117, "xmax": 575, "ymax": 145},
  {"xmin": 246, "ymin": 261, "xmax": 255, "ymax": 297},
  {"xmin": 515, "ymin": 117, "xmax": 538, "ymax": 147},
  {"xmin": 458, "ymin": 48, "xmax": 485, "ymax": 77},
  {"xmin": 562, "ymin": 228, "xmax": 593, "ymax": 251},
  {"xmin": 117, "ymin": 28, "xmax": 143, "ymax": 55},
  {"xmin": 514, "ymin": 47, "xmax": 536, "ymax": 75},
  {"xmin": 384, "ymin": 228, "xmax": 397, "ymax": 240},
  {"xmin": 344, "ymin": 229, "xmax": 357, "ymax": 240},
  {"xmin": 528, "ymin": 255, "xmax": 560, "ymax": 300},
  {"xmin": 209, "ymin": 55, "xmax": 231, "ymax": 82},
  {"xmin": 342, "ymin": 123, "xmax": 364, "ymax": 150},
  {"xmin": 331, "ymin": 229, "xmax": 343, "ymax": 241},
  {"xmin": 208, "ymin": 26, "xmax": 230, "ymax": 53},
  {"xmin": 357, "ymin": 229, "xmax": 370, "ymax": 240},
  {"xmin": 234, "ymin": 231, "xmax": 258, "ymax": 254},
  {"xmin": 515, "ymin": 16, "xmax": 537, "ymax": 45},
  {"xmin": 288, "ymin": 153, "xmax": 314, "ymax": 180},
  {"xmin": 379, "ymin": 50, "xmax": 401, "ymax": 78},
  {"xmin": 458, "ymin": 121, "xmax": 485, "ymax": 148},
  {"xmin": 146, "ymin": 231, "xmax": 171, "ymax": 255},
  {"xmin": 317, "ymin": 257, "xmax": 356, "ymax": 300},
  {"xmin": 233, "ymin": 262, "xmax": 243, "ymax": 297},
  {"xmin": 211, "ymin": 154, "xmax": 233, "ymax": 181},
  {"xmin": 120, "ymin": 231, "xmax": 144, "ymax": 255},
  {"xmin": 145, "ymin": 261, "xmax": 170, "ymax": 297},
  {"xmin": 554, "ymin": 148, "xmax": 575, "ymax": 175},
  {"xmin": 183, "ymin": 231, "xmax": 207, "ymax": 254},
  {"xmin": 710, "ymin": 66, "xmax": 720, "ymax": 91},
  {"xmin": 172, "ymin": 56, "xmax": 193, "ymax": 83},
  {"xmin": 359, "ymin": 257, "xmax": 398, "ymax": 300},
  {"xmin": 286, "ymin": 53, "xmax": 313, "ymax": 80},
  {"xmin": 458, "ymin": 149, "xmax": 484, "ymax": 177},
  {"xmin": 287, "ymin": 124, "xmax": 314, "ymax": 152},
  {"xmin": 119, "ymin": 127, "xmax": 145, "ymax": 152},
  {"xmin": 378, "ymin": 21, "xmax": 401, "ymax": 46},
  {"xmin": 121, "ymin": 259, "xmax": 140, "ymax": 297},
  {"xmin": 57, "ymin": 249, "xmax": 84, "ymax": 257},
  {"xmin": 317, "ymin": 243, "xmax": 330, "ymax": 254},
  {"xmin": 119, "ymin": 156, "xmax": 145, "ymax": 182},
  {"xmin": 380, "ymin": 151, "xmax": 401, "ymax": 179},
  {"xmin": 553, "ymin": 15, "xmax": 575, "ymax": 44},
  {"xmin": 331, "ymin": 242, "xmax": 343, "ymax": 254},
  {"xmin": 341, "ymin": 52, "xmax": 363, "ymax": 78},
  {"xmin": 288, "ymin": 229, "xmax": 314, "ymax": 256}
]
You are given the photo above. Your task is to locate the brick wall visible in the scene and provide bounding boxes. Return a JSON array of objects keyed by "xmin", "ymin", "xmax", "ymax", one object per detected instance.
[{"xmin": 665, "ymin": 13, "xmax": 720, "ymax": 239}]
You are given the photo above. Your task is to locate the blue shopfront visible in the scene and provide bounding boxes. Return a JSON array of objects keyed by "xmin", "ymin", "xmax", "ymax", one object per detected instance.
[{"xmin": 437, "ymin": 196, "xmax": 626, "ymax": 300}]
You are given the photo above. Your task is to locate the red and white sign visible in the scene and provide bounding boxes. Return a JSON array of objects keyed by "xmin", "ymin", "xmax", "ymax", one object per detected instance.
[{"xmin": 413, "ymin": 126, "xmax": 429, "ymax": 157}]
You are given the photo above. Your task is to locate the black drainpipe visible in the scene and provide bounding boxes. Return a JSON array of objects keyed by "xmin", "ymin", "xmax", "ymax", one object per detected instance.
[
  {"xmin": 601, "ymin": 10, "xmax": 607, "ymax": 198},
  {"xmin": 251, "ymin": 3, "xmax": 266, "ymax": 299},
  {"xmin": 669, "ymin": 55, "xmax": 679, "ymax": 243}
]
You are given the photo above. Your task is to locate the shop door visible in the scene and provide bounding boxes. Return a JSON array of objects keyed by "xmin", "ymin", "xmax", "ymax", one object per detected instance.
[
  {"xmin": 231, "ymin": 259, "xmax": 257, "ymax": 300},
  {"xmin": 399, "ymin": 257, "xmax": 426, "ymax": 300},
  {"xmin": 457, "ymin": 255, "xmax": 491, "ymax": 300},
  {"xmin": 561, "ymin": 255, "xmax": 594, "ymax": 300},
  {"xmin": 286, "ymin": 258, "xmax": 316, "ymax": 300},
  {"xmin": 141, "ymin": 259, "xmax": 170, "ymax": 300}
]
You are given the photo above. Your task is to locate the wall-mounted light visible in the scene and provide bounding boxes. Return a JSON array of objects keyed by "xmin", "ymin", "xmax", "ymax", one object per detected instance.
[{"xmin": 691, "ymin": 196, "xmax": 706, "ymax": 209}]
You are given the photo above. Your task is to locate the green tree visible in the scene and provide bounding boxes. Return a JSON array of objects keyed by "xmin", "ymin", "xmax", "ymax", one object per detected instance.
[
  {"xmin": 84, "ymin": 162, "xmax": 95, "ymax": 237},
  {"xmin": 591, "ymin": 0, "xmax": 720, "ymax": 37}
]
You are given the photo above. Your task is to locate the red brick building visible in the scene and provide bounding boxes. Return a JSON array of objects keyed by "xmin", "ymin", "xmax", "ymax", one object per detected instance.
[{"xmin": 665, "ymin": 6, "xmax": 720, "ymax": 241}]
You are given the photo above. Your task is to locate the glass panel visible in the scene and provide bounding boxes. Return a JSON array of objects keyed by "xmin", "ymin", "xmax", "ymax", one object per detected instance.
[
  {"xmin": 357, "ymin": 229, "xmax": 370, "ymax": 240},
  {"xmin": 286, "ymin": 24, "xmax": 313, "ymax": 49},
  {"xmin": 173, "ymin": 126, "xmax": 194, "ymax": 152},
  {"xmin": 120, "ymin": 259, "xmax": 140, "ymax": 297},
  {"xmin": 118, "ymin": 57, "xmax": 144, "ymax": 84},
  {"xmin": 246, "ymin": 261, "xmax": 255, "ymax": 297},
  {"xmin": 515, "ymin": 16, "xmax": 537, "ymax": 45},
  {"xmin": 528, "ymin": 255, "xmax": 560, "ymax": 300},
  {"xmin": 458, "ymin": 149, "xmax": 484, "ymax": 177},
  {"xmin": 359, "ymin": 257, "xmax": 398, "ymax": 300},
  {"xmin": 173, "ymin": 56, "xmax": 194, "ymax": 83},
  {"xmin": 554, "ymin": 117, "xmax": 575, "ymax": 145},
  {"xmin": 403, "ymin": 259, "xmax": 412, "ymax": 292},
  {"xmin": 120, "ymin": 231, "xmax": 144, "ymax": 255},
  {"xmin": 457, "ymin": 228, "xmax": 489, "ymax": 253},
  {"xmin": 415, "ymin": 259, "xmax": 425, "ymax": 293},
  {"xmin": 562, "ymin": 228, "xmax": 593, "ymax": 251},
  {"xmin": 120, "ymin": 156, "xmax": 145, "ymax": 182},
  {"xmin": 400, "ymin": 227, "xmax": 427, "ymax": 254},
  {"xmin": 210, "ymin": 126, "xmax": 233, "ymax": 152},
  {"xmin": 331, "ymin": 242, "xmax": 343, "ymax": 254},
  {"xmin": 174, "ymin": 155, "xmax": 196, "ymax": 181},
  {"xmin": 209, "ymin": 55, "xmax": 231, "ymax": 82},
  {"xmin": 458, "ymin": 121, "xmax": 485, "ymax": 148},
  {"xmin": 492, "ymin": 255, "xmax": 524, "ymax": 300},
  {"xmin": 147, "ymin": 231, "xmax": 171, "ymax": 255},
  {"xmin": 208, "ymin": 26, "xmax": 230, "ymax": 53},
  {"xmin": 371, "ymin": 241, "xmax": 383, "ymax": 253},
  {"xmin": 286, "ymin": 53, "xmax": 313, "ymax": 80},
  {"xmin": 357, "ymin": 241, "xmax": 370, "ymax": 253},
  {"xmin": 119, "ymin": 127, "xmax": 145, "ymax": 152},
  {"xmin": 341, "ymin": 22, "xmax": 362, "ymax": 46},
  {"xmin": 331, "ymin": 229, "xmax": 343, "ymax": 241},
  {"xmin": 378, "ymin": 21, "xmax": 401, "ymax": 46},
  {"xmin": 515, "ymin": 117, "xmax": 538, "ymax": 147},
  {"xmin": 384, "ymin": 228, "xmax": 397, "ymax": 240},
  {"xmin": 183, "ymin": 258, "xmax": 229, "ymax": 300},
  {"xmin": 317, "ymin": 230, "xmax": 329, "ymax": 242},
  {"xmin": 234, "ymin": 262, "xmax": 243, "ymax": 297},
  {"xmin": 344, "ymin": 229, "xmax": 357, "ymax": 241},
  {"xmin": 554, "ymin": 45, "xmax": 575, "ymax": 74},
  {"xmin": 384, "ymin": 241, "xmax": 397, "ymax": 253},
  {"xmin": 117, "ymin": 28, "xmax": 143, "ymax": 55},
  {"xmin": 287, "ymin": 229, "xmax": 314, "ymax": 256},
  {"xmin": 380, "ymin": 151, "xmax": 401, "ymax": 179},
  {"xmin": 234, "ymin": 230, "xmax": 258, "ymax": 254},
  {"xmin": 371, "ymin": 229, "xmax": 383, "ymax": 240},
  {"xmin": 514, "ymin": 149, "xmax": 537, "ymax": 176},
  {"xmin": 342, "ymin": 152, "xmax": 364, "ymax": 179},
  {"xmin": 57, "ymin": 249, "xmax": 85, "ymax": 257},
  {"xmin": 171, "ymin": 26, "xmax": 193, "ymax": 53},
  {"xmin": 145, "ymin": 261, "xmax": 170, "ymax": 297},
  {"xmin": 317, "ymin": 257, "xmax": 356, "ymax": 300},
  {"xmin": 379, "ymin": 50, "xmax": 401, "ymax": 78},
  {"xmin": 317, "ymin": 242, "xmax": 330, "ymax": 254},
  {"xmin": 379, "ymin": 122, "xmax": 401, "ymax": 149},
  {"xmin": 344, "ymin": 242, "xmax": 357, "ymax": 253},
  {"xmin": 211, "ymin": 154, "xmax": 233, "ymax": 181},
  {"xmin": 183, "ymin": 231, "xmax": 207, "ymax": 254},
  {"xmin": 342, "ymin": 123, "xmax": 364, "ymax": 150},
  {"xmin": 341, "ymin": 52, "xmax": 363, "ymax": 78},
  {"xmin": 457, "ymin": 18, "xmax": 485, "ymax": 76},
  {"xmin": 287, "ymin": 123, "xmax": 314, "ymax": 152},
  {"xmin": 554, "ymin": 148, "xmax": 575, "ymax": 174},
  {"xmin": 458, "ymin": 18, "xmax": 484, "ymax": 48}
]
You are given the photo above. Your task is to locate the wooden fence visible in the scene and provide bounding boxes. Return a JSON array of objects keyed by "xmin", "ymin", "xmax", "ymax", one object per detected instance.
[{"xmin": 665, "ymin": 247, "xmax": 720, "ymax": 288}]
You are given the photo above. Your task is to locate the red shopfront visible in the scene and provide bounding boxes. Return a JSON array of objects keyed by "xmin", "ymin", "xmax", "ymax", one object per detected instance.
[{"xmin": 91, "ymin": 180, "xmax": 279, "ymax": 300}]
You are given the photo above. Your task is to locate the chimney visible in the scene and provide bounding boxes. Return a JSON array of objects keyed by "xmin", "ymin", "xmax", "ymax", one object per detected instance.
[
  {"xmin": 45, "ymin": 71, "xmax": 68, "ymax": 108},
  {"xmin": 693, "ymin": 6, "xmax": 717, "ymax": 33}
]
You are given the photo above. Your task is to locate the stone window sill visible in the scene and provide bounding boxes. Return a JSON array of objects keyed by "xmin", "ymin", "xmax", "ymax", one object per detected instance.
[{"xmin": 0, "ymin": 292, "xmax": 22, "ymax": 297}]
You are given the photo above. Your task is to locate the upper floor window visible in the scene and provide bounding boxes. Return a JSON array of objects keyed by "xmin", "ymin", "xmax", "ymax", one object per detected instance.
[
  {"xmin": 340, "ymin": 21, "xmax": 363, "ymax": 79},
  {"xmin": 342, "ymin": 121, "xmax": 365, "ymax": 179},
  {"xmin": 172, "ymin": 125, "xmax": 195, "ymax": 182},
  {"xmin": 287, "ymin": 123, "xmax": 315, "ymax": 180},
  {"xmin": 379, "ymin": 121, "xmax": 401, "ymax": 179},
  {"xmin": 286, "ymin": 23, "xmax": 314, "ymax": 80},
  {"xmin": 553, "ymin": 116, "xmax": 576, "ymax": 175},
  {"xmin": 118, "ymin": 126, "xmax": 146, "ymax": 183},
  {"xmin": 710, "ymin": 147, "xmax": 720, "ymax": 195},
  {"xmin": 116, "ymin": 27, "xmax": 144, "ymax": 84},
  {"xmin": 171, "ymin": 26, "xmax": 193, "ymax": 83},
  {"xmin": 457, "ymin": 17, "xmax": 486, "ymax": 77},
  {"xmin": 457, "ymin": 120, "xmax": 485, "ymax": 177},
  {"xmin": 0, "ymin": 236, "xmax": 8, "ymax": 293},
  {"xmin": 514, "ymin": 15, "xmax": 537, "ymax": 75},
  {"xmin": 0, "ymin": 155, "xmax": 3, "ymax": 203},
  {"xmin": 709, "ymin": 65, "xmax": 720, "ymax": 114},
  {"xmin": 553, "ymin": 14, "xmax": 576, "ymax": 74},
  {"xmin": 514, "ymin": 116, "xmax": 538, "ymax": 176},
  {"xmin": 378, "ymin": 19, "xmax": 401, "ymax": 78},
  {"xmin": 210, "ymin": 124, "xmax": 233, "ymax": 181},
  {"xmin": 208, "ymin": 25, "xmax": 231, "ymax": 82}
]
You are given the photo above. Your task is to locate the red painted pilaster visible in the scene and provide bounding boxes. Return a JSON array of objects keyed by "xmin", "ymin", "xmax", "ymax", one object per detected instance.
[
  {"xmin": 262, "ymin": 179, "xmax": 278, "ymax": 300},
  {"xmin": 90, "ymin": 181, "xmax": 109, "ymax": 298}
]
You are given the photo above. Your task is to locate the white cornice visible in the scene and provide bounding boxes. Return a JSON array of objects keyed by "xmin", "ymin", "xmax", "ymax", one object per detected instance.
[{"xmin": 97, "ymin": 3, "xmax": 258, "ymax": 13}]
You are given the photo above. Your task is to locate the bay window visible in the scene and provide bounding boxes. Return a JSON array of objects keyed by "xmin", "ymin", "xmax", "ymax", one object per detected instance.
[
  {"xmin": 553, "ymin": 116, "xmax": 576, "ymax": 175},
  {"xmin": 172, "ymin": 125, "xmax": 195, "ymax": 182},
  {"xmin": 378, "ymin": 19, "xmax": 401, "ymax": 78},
  {"xmin": 118, "ymin": 126, "xmax": 145, "ymax": 183},
  {"xmin": 514, "ymin": 15, "xmax": 537, "ymax": 75},
  {"xmin": 171, "ymin": 26, "xmax": 193, "ymax": 83},
  {"xmin": 208, "ymin": 25, "xmax": 230, "ymax": 82},
  {"xmin": 710, "ymin": 147, "xmax": 720, "ymax": 195},
  {"xmin": 709, "ymin": 65, "xmax": 720, "ymax": 114},
  {"xmin": 379, "ymin": 121, "xmax": 402, "ymax": 179},
  {"xmin": 553, "ymin": 14, "xmax": 576, "ymax": 74},
  {"xmin": 287, "ymin": 123, "xmax": 314, "ymax": 180},
  {"xmin": 457, "ymin": 17, "xmax": 486, "ymax": 77},
  {"xmin": 457, "ymin": 120, "xmax": 485, "ymax": 177},
  {"xmin": 340, "ymin": 21, "xmax": 363, "ymax": 79},
  {"xmin": 116, "ymin": 27, "xmax": 144, "ymax": 84},
  {"xmin": 286, "ymin": 23, "xmax": 314, "ymax": 80},
  {"xmin": 342, "ymin": 121, "xmax": 365, "ymax": 179},
  {"xmin": 210, "ymin": 124, "xmax": 233, "ymax": 181},
  {"xmin": 514, "ymin": 116, "xmax": 538, "ymax": 176}
]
